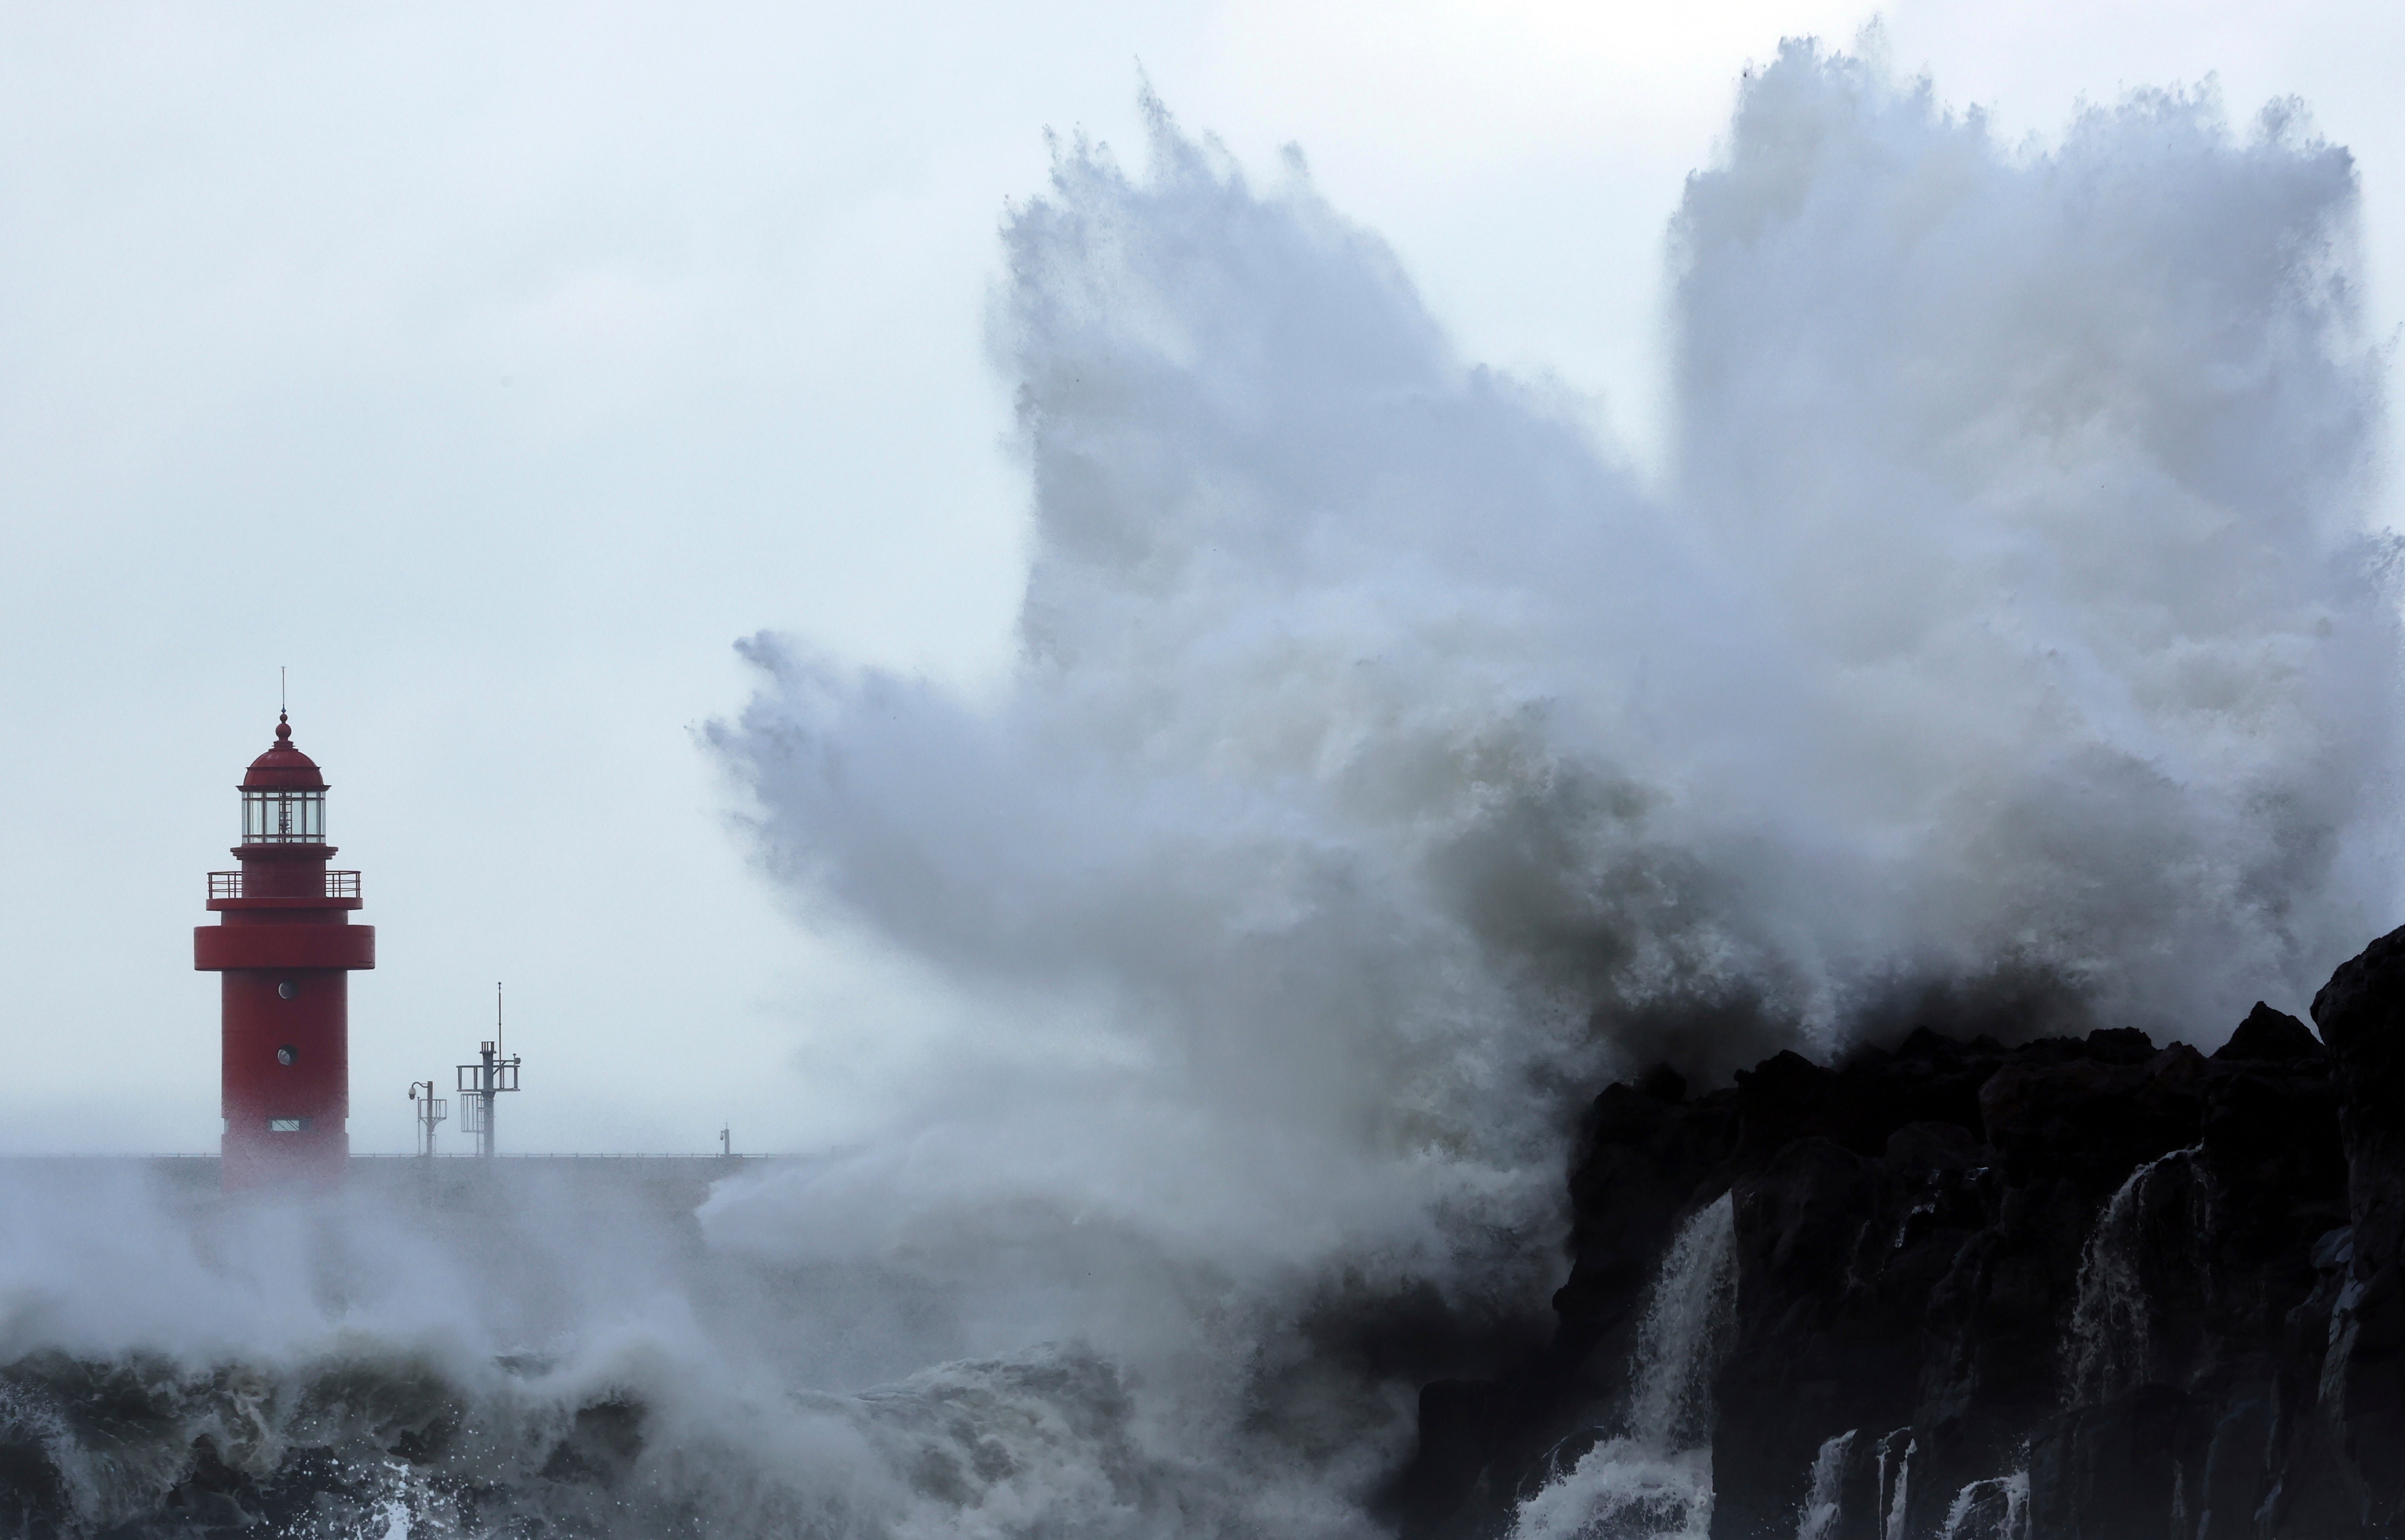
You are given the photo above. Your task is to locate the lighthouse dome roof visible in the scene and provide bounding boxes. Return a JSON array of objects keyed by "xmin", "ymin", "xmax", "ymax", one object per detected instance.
[{"xmin": 241, "ymin": 713, "xmax": 327, "ymax": 791}]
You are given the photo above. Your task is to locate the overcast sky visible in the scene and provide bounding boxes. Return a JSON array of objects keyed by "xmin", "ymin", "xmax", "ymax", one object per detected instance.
[{"xmin": 4, "ymin": 0, "xmax": 2400, "ymax": 1154}]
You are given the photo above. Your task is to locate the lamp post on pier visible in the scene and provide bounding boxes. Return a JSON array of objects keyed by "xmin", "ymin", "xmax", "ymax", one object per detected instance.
[{"xmin": 407, "ymin": 1080, "xmax": 447, "ymax": 1156}]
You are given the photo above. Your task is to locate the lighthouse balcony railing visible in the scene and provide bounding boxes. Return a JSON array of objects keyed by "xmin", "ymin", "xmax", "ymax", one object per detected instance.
[{"xmin": 208, "ymin": 870, "xmax": 361, "ymax": 902}]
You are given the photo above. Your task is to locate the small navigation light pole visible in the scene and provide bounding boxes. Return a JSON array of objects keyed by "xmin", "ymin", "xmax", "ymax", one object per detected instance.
[
  {"xmin": 719, "ymin": 1123, "xmax": 732, "ymax": 1158},
  {"xmin": 407, "ymin": 1080, "xmax": 448, "ymax": 1156},
  {"xmin": 456, "ymin": 982, "xmax": 521, "ymax": 1158}
]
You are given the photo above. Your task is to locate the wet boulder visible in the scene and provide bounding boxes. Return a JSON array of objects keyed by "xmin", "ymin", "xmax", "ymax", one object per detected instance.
[
  {"xmin": 1403, "ymin": 940, "xmax": 2395, "ymax": 1540},
  {"xmin": 2312, "ymin": 924, "xmax": 2405, "ymax": 1533},
  {"xmin": 2212, "ymin": 1002, "xmax": 2324, "ymax": 1064},
  {"xmin": 2025, "ymin": 1384, "xmax": 2193, "ymax": 1540}
]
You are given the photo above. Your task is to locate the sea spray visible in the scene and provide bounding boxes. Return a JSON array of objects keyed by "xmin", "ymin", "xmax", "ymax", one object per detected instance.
[
  {"xmin": 0, "ymin": 1163, "xmax": 1394, "ymax": 1539},
  {"xmin": 1507, "ymin": 1195, "xmax": 1736, "ymax": 1540},
  {"xmin": 717, "ymin": 40, "xmax": 2403, "ymax": 1451}
]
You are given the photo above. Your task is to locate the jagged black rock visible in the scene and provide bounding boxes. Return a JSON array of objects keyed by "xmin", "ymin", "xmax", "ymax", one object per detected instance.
[{"xmin": 1402, "ymin": 926, "xmax": 2405, "ymax": 1540}]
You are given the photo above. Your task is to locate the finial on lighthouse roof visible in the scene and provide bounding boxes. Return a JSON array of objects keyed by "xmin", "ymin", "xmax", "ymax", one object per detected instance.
[{"xmin": 243, "ymin": 710, "xmax": 325, "ymax": 790}]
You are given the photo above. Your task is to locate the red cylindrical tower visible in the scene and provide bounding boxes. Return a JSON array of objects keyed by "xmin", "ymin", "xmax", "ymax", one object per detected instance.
[{"xmin": 194, "ymin": 712, "xmax": 375, "ymax": 1189}]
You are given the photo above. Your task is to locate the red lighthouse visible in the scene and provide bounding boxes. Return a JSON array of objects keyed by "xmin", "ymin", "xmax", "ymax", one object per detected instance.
[{"xmin": 194, "ymin": 713, "xmax": 375, "ymax": 1189}]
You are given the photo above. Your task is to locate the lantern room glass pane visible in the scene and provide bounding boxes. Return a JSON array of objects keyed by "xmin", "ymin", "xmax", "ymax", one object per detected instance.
[{"xmin": 241, "ymin": 789, "xmax": 326, "ymax": 844}]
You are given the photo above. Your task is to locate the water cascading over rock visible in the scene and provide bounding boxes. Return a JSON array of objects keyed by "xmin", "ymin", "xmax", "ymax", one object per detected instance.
[
  {"xmin": 1795, "ymin": 1431, "xmax": 1855, "ymax": 1540},
  {"xmin": 1508, "ymin": 1195, "xmax": 1736, "ymax": 1540},
  {"xmin": 1404, "ymin": 927, "xmax": 2405, "ymax": 1539}
]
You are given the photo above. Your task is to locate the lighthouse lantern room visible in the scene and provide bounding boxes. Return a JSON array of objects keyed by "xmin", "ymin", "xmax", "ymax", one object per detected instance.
[{"xmin": 194, "ymin": 713, "xmax": 375, "ymax": 1189}]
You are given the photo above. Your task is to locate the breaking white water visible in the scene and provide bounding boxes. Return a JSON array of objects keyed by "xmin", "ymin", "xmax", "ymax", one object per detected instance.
[{"xmin": 7, "ymin": 36, "xmax": 2405, "ymax": 1538}]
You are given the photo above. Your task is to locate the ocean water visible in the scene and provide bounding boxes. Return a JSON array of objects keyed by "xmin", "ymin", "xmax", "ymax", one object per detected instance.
[{"xmin": 10, "ymin": 38, "xmax": 2402, "ymax": 1538}]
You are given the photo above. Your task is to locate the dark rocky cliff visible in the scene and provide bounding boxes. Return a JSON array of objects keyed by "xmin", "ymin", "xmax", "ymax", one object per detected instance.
[{"xmin": 1403, "ymin": 926, "xmax": 2405, "ymax": 1540}]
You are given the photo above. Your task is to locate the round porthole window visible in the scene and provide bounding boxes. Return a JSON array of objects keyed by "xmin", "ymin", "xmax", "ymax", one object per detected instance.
[
  {"xmin": 276, "ymin": 1045, "xmax": 297, "ymax": 1066},
  {"xmin": 277, "ymin": 981, "xmax": 297, "ymax": 1000}
]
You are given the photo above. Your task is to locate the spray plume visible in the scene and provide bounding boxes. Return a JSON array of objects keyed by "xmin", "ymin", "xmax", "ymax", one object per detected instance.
[{"xmin": 716, "ymin": 43, "xmax": 2402, "ymax": 1291}]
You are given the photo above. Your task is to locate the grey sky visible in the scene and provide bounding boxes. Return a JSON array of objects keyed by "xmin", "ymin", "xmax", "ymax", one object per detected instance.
[{"xmin": 4, "ymin": 0, "xmax": 2399, "ymax": 1154}]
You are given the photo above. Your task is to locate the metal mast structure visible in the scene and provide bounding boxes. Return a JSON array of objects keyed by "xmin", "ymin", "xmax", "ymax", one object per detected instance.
[{"xmin": 456, "ymin": 982, "xmax": 521, "ymax": 1157}]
